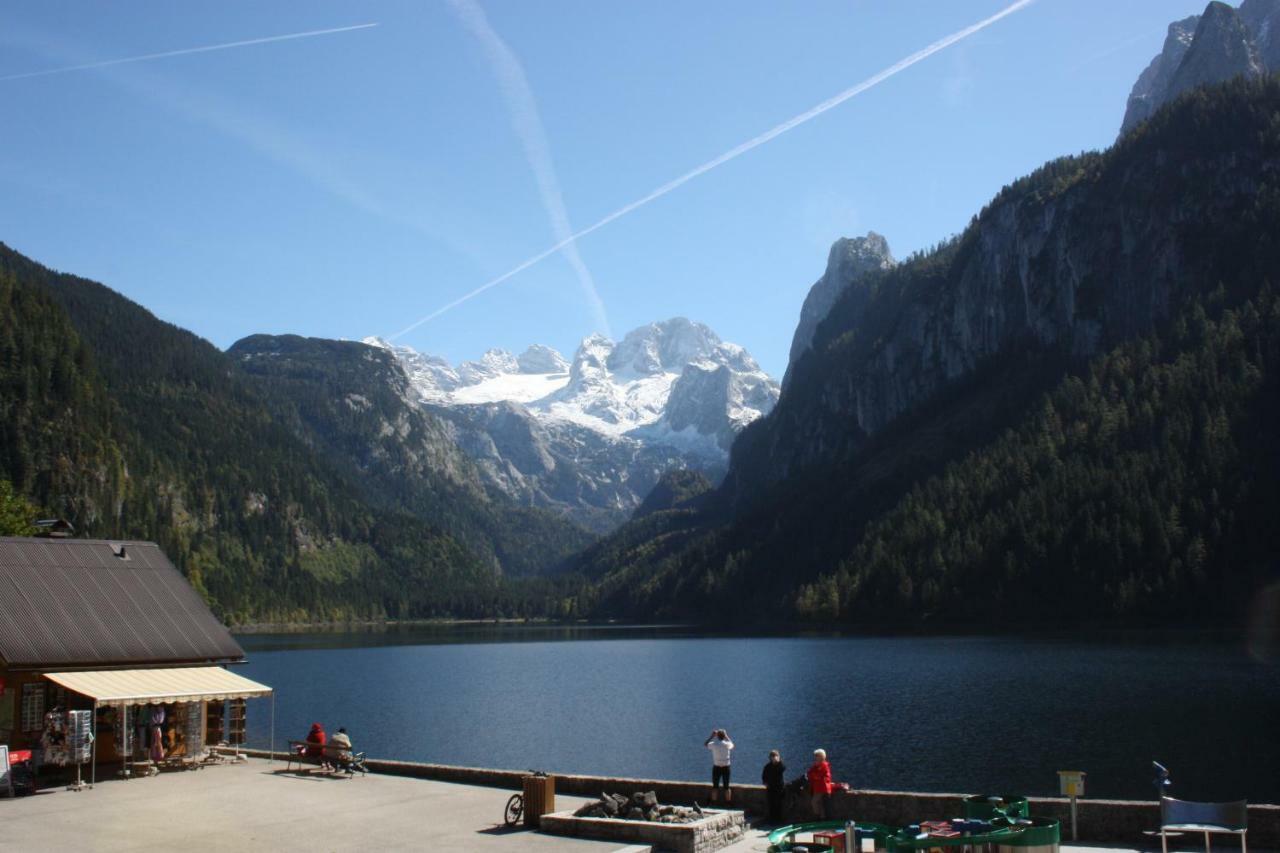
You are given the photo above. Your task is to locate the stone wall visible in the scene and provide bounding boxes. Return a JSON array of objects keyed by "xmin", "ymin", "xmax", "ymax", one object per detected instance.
[{"xmin": 231, "ymin": 749, "xmax": 1280, "ymax": 848}]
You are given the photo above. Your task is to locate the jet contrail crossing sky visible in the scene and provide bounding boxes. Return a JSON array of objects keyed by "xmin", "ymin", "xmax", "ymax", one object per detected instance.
[
  {"xmin": 391, "ymin": 0, "xmax": 1035, "ymax": 341},
  {"xmin": 0, "ymin": 23, "xmax": 379, "ymax": 82}
]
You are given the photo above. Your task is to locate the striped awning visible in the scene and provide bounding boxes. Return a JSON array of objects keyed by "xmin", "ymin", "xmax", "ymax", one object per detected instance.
[{"xmin": 44, "ymin": 666, "xmax": 272, "ymax": 705}]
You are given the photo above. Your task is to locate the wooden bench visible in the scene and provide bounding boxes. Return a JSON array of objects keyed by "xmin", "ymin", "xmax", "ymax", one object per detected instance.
[
  {"xmin": 1161, "ymin": 797, "xmax": 1248, "ymax": 853},
  {"xmin": 285, "ymin": 741, "xmax": 367, "ymax": 776}
]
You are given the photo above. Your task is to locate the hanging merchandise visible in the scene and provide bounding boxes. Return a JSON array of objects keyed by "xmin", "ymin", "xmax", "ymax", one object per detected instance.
[
  {"xmin": 228, "ymin": 699, "xmax": 246, "ymax": 746},
  {"xmin": 206, "ymin": 700, "xmax": 226, "ymax": 746},
  {"xmin": 134, "ymin": 706, "xmax": 149, "ymax": 759},
  {"xmin": 41, "ymin": 709, "xmax": 69, "ymax": 766},
  {"xmin": 113, "ymin": 705, "xmax": 134, "ymax": 756},
  {"xmin": 183, "ymin": 703, "xmax": 203, "ymax": 759},
  {"xmin": 66, "ymin": 710, "xmax": 93, "ymax": 764}
]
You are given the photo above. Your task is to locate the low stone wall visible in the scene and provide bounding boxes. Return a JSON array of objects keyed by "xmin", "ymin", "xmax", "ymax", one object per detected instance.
[{"xmin": 230, "ymin": 750, "xmax": 1280, "ymax": 848}]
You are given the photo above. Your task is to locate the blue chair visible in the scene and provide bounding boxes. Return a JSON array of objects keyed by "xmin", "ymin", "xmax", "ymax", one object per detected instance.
[{"xmin": 1160, "ymin": 797, "xmax": 1247, "ymax": 853}]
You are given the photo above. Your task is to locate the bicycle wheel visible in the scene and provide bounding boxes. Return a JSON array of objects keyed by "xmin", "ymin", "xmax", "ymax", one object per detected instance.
[{"xmin": 504, "ymin": 793, "xmax": 525, "ymax": 827}]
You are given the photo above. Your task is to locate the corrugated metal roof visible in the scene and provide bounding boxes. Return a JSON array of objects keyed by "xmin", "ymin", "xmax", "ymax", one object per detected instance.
[
  {"xmin": 45, "ymin": 666, "xmax": 270, "ymax": 704},
  {"xmin": 0, "ymin": 538, "xmax": 245, "ymax": 668}
]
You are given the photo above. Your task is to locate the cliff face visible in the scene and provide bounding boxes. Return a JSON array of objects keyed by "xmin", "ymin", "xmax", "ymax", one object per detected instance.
[
  {"xmin": 730, "ymin": 91, "xmax": 1274, "ymax": 499},
  {"xmin": 783, "ymin": 232, "xmax": 895, "ymax": 389}
]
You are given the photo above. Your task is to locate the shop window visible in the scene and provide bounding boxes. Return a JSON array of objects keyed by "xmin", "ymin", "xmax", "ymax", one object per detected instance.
[{"xmin": 20, "ymin": 683, "xmax": 44, "ymax": 732}]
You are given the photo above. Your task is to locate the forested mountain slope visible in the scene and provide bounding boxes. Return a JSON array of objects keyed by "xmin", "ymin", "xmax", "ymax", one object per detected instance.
[
  {"xmin": 228, "ymin": 333, "xmax": 593, "ymax": 575},
  {"xmin": 573, "ymin": 77, "xmax": 1280, "ymax": 627},
  {"xmin": 0, "ymin": 246, "xmax": 586, "ymax": 623}
]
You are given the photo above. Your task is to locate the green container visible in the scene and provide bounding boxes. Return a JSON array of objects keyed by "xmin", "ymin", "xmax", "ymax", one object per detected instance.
[
  {"xmin": 994, "ymin": 817, "xmax": 1060, "ymax": 849},
  {"xmin": 963, "ymin": 794, "xmax": 1029, "ymax": 820}
]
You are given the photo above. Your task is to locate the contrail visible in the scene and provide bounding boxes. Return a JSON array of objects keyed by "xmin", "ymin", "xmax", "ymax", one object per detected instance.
[
  {"xmin": 0, "ymin": 23, "xmax": 379, "ymax": 82},
  {"xmin": 447, "ymin": 0, "xmax": 611, "ymax": 337},
  {"xmin": 391, "ymin": 0, "xmax": 1034, "ymax": 340}
]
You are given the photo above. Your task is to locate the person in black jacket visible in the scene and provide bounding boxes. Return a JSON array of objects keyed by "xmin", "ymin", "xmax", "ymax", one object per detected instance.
[{"xmin": 761, "ymin": 750, "xmax": 786, "ymax": 825}]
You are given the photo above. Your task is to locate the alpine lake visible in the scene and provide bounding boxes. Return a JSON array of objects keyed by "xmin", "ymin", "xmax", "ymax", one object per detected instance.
[{"xmin": 234, "ymin": 626, "xmax": 1280, "ymax": 803}]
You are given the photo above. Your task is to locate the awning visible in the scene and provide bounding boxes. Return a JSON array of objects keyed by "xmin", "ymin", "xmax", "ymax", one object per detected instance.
[{"xmin": 44, "ymin": 666, "xmax": 272, "ymax": 705}]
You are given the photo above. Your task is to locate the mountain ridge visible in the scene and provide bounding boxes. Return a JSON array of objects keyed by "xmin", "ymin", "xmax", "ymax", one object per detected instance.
[{"xmin": 571, "ymin": 74, "xmax": 1280, "ymax": 627}]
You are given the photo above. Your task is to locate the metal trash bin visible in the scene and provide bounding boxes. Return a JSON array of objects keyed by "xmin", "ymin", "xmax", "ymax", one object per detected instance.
[{"xmin": 522, "ymin": 773, "xmax": 555, "ymax": 828}]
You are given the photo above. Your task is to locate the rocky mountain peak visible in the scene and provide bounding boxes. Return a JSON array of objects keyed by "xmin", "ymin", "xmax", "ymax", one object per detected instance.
[
  {"xmin": 606, "ymin": 317, "xmax": 721, "ymax": 376},
  {"xmin": 1121, "ymin": 1, "xmax": 1270, "ymax": 137},
  {"xmin": 784, "ymin": 231, "xmax": 895, "ymax": 388},
  {"xmin": 517, "ymin": 344, "xmax": 569, "ymax": 374},
  {"xmin": 1121, "ymin": 16, "xmax": 1200, "ymax": 137},
  {"xmin": 1167, "ymin": 2, "xmax": 1264, "ymax": 99},
  {"xmin": 458, "ymin": 348, "xmax": 519, "ymax": 384}
]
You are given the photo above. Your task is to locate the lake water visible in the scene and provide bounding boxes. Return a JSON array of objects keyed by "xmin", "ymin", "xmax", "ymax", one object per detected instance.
[{"xmin": 234, "ymin": 627, "xmax": 1280, "ymax": 803}]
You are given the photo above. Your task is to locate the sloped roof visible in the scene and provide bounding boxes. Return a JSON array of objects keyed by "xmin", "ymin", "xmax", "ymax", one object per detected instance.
[{"xmin": 0, "ymin": 538, "xmax": 244, "ymax": 669}]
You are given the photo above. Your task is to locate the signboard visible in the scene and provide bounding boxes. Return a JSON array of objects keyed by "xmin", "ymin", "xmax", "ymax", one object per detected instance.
[{"xmin": 1057, "ymin": 770, "xmax": 1086, "ymax": 798}]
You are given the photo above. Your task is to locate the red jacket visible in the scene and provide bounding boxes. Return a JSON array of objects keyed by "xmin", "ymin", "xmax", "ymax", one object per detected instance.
[
  {"xmin": 305, "ymin": 728, "xmax": 327, "ymax": 757},
  {"xmin": 807, "ymin": 760, "xmax": 833, "ymax": 795}
]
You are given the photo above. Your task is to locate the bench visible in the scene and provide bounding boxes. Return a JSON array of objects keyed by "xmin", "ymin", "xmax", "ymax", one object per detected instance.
[
  {"xmin": 285, "ymin": 741, "xmax": 367, "ymax": 776},
  {"xmin": 1160, "ymin": 797, "xmax": 1247, "ymax": 853}
]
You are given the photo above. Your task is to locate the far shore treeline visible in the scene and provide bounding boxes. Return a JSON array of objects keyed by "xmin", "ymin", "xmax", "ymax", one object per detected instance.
[{"xmin": 3, "ymin": 77, "xmax": 1280, "ymax": 630}]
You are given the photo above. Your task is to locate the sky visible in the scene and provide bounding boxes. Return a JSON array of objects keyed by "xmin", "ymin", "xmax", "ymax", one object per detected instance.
[{"xmin": 0, "ymin": 0, "xmax": 1210, "ymax": 378}]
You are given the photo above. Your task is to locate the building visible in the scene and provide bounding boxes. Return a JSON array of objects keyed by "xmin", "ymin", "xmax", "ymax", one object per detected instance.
[{"xmin": 0, "ymin": 537, "xmax": 272, "ymax": 778}]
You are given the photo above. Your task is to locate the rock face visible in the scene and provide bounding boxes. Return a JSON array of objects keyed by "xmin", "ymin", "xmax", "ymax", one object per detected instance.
[
  {"xmin": 431, "ymin": 400, "xmax": 720, "ymax": 533},
  {"xmin": 784, "ymin": 232, "xmax": 895, "ymax": 389},
  {"xmin": 1120, "ymin": 0, "xmax": 1275, "ymax": 136},
  {"xmin": 1240, "ymin": 0, "xmax": 1280, "ymax": 66},
  {"xmin": 650, "ymin": 346, "xmax": 779, "ymax": 453},
  {"xmin": 366, "ymin": 318, "xmax": 778, "ymax": 531}
]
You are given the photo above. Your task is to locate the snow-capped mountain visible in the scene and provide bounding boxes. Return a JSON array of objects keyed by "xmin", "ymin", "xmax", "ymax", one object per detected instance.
[{"xmin": 365, "ymin": 318, "xmax": 779, "ymax": 531}]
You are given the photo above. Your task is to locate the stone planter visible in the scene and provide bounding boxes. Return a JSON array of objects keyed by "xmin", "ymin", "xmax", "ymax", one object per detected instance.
[{"xmin": 539, "ymin": 807, "xmax": 746, "ymax": 853}]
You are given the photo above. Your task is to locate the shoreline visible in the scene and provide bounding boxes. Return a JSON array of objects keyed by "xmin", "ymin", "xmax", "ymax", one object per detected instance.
[
  {"xmin": 218, "ymin": 748, "xmax": 1280, "ymax": 845},
  {"xmin": 228, "ymin": 618, "xmax": 694, "ymax": 634},
  {"xmin": 228, "ymin": 619, "xmax": 1253, "ymax": 644}
]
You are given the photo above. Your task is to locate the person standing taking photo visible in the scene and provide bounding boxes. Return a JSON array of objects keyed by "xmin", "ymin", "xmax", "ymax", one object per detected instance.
[{"xmin": 704, "ymin": 728, "xmax": 735, "ymax": 804}]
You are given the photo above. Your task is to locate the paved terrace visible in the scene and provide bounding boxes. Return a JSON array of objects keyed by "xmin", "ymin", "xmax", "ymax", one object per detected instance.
[
  {"xmin": 0, "ymin": 758, "xmax": 1197, "ymax": 852},
  {"xmin": 3, "ymin": 758, "xmax": 633, "ymax": 852}
]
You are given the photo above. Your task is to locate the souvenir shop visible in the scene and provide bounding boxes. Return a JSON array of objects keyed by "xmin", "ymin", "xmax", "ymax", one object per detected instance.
[
  {"xmin": 40, "ymin": 667, "xmax": 274, "ymax": 785},
  {"xmin": 0, "ymin": 537, "xmax": 274, "ymax": 792}
]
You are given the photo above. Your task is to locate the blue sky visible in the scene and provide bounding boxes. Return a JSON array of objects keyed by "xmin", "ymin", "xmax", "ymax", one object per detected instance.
[{"xmin": 0, "ymin": 1, "xmax": 1207, "ymax": 377}]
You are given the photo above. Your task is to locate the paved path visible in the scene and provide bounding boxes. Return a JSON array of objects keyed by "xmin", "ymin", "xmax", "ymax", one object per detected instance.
[{"xmin": 1, "ymin": 757, "xmax": 624, "ymax": 852}]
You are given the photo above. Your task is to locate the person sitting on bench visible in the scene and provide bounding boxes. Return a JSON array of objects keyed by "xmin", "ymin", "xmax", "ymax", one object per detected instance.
[
  {"xmin": 329, "ymin": 728, "xmax": 352, "ymax": 764},
  {"xmin": 303, "ymin": 722, "xmax": 327, "ymax": 766}
]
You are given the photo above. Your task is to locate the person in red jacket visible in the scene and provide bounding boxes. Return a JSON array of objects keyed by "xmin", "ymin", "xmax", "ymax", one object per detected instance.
[
  {"xmin": 304, "ymin": 722, "xmax": 327, "ymax": 758},
  {"xmin": 807, "ymin": 748, "xmax": 833, "ymax": 819}
]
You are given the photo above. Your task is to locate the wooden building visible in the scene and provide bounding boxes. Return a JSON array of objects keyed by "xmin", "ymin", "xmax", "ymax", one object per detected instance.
[{"xmin": 0, "ymin": 537, "xmax": 272, "ymax": 778}]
